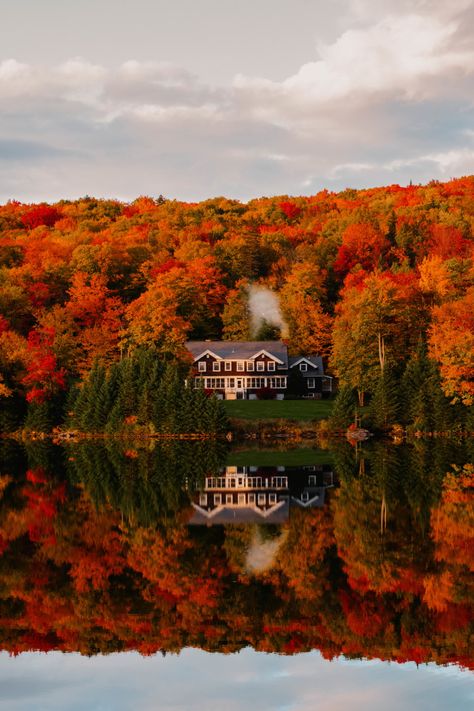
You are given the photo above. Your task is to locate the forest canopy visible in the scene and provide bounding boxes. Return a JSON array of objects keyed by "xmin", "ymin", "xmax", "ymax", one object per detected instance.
[{"xmin": 0, "ymin": 177, "xmax": 473, "ymax": 431}]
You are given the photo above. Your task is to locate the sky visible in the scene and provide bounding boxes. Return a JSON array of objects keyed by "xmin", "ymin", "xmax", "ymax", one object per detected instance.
[
  {"xmin": 0, "ymin": 649, "xmax": 473, "ymax": 711},
  {"xmin": 0, "ymin": 0, "xmax": 474, "ymax": 202}
]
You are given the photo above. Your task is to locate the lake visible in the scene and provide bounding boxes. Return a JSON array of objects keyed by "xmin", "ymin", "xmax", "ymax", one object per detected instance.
[{"xmin": 0, "ymin": 438, "xmax": 472, "ymax": 710}]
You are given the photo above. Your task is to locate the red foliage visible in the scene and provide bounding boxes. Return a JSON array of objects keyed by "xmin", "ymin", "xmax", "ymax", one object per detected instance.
[
  {"xmin": 22, "ymin": 327, "xmax": 66, "ymax": 402},
  {"xmin": 279, "ymin": 201, "xmax": 302, "ymax": 220},
  {"xmin": 21, "ymin": 204, "xmax": 61, "ymax": 230}
]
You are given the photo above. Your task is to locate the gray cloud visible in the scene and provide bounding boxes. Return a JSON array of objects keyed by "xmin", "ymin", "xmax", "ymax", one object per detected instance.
[{"xmin": 0, "ymin": 2, "xmax": 473, "ymax": 202}]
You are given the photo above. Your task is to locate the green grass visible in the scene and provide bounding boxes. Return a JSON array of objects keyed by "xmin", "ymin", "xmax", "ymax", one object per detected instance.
[
  {"xmin": 226, "ymin": 448, "xmax": 334, "ymax": 466},
  {"xmin": 222, "ymin": 398, "xmax": 333, "ymax": 421}
]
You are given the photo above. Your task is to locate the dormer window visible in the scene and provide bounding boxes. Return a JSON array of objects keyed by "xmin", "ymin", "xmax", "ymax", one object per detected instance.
[
  {"xmin": 267, "ymin": 362, "xmax": 275, "ymax": 371},
  {"xmin": 256, "ymin": 361, "xmax": 265, "ymax": 372},
  {"xmin": 300, "ymin": 363, "xmax": 308, "ymax": 372},
  {"xmin": 198, "ymin": 361, "xmax": 206, "ymax": 372},
  {"xmin": 212, "ymin": 361, "xmax": 221, "ymax": 372}
]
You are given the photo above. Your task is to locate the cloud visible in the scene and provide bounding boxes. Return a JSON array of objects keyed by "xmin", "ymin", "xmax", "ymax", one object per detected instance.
[{"xmin": 0, "ymin": 3, "xmax": 473, "ymax": 202}]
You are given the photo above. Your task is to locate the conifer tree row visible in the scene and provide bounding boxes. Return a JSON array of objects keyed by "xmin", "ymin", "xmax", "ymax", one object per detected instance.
[{"xmin": 67, "ymin": 349, "xmax": 229, "ymax": 436}]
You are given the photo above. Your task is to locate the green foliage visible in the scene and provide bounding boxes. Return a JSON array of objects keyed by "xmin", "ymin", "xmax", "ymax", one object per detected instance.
[
  {"xmin": 368, "ymin": 368, "xmax": 401, "ymax": 430},
  {"xmin": 330, "ymin": 385, "xmax": 357, "ymax": 430},
  {"xmin": 68, "ymin": 349, "xmax": 229, "ymax": 435},
  {"xmin": 254, "ymin": 318, "xmax": 281, "ymax": 341},
  {"xmin": 400, "ymin": 343, "xmax": 453, "ymax": 432}
]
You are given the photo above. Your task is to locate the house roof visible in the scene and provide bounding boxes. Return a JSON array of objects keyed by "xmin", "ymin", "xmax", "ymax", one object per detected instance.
[
  {"xmin": 186, "ymin": 340, "xmax": 288, "ymax": 366},
  {"xmin": 189, "ymin": 499, "xmax": 290, "ymax": 525},
  {"xmin": 288, "ymin": 355, "xmax": 325, "ymax": 375}
]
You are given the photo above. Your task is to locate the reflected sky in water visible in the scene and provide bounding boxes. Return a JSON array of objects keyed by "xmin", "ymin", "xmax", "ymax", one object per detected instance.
[{"xmin": 0, "ymin": 649, "xmax": 473, "ymax": 711}]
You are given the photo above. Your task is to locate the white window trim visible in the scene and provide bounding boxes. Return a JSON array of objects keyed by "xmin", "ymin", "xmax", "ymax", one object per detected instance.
[
  {"xmin": 307, "ymin": 378, "xmax": 315, "ymax": 388},
  {"xmin": 212, "ymin": 361, "xmax": 221, "ymax": 372},
  {"xmin": 256, "ymin": 361, "xmax": 265, "ymax": 372},
  {"xmin": 246, "ymin": 361, "xmax": 254, "ymax": 371},
  {"xmin": 198, "ymin": 361, "xmax": 206, "ymax": 372},
  {"xmin": 237, "ymin": 361, "xmax": 245, "ymax": 372},
  {"xmin": 300, "ymin": 363, "xmax": 308, "ymax": 372},
  {"xmin": 267, "ymin": 361, "xmax": 275, "ymax": 371},
  {"xmin": 225, "ymin": 361, "xmax": 232, "ymax": 371}
]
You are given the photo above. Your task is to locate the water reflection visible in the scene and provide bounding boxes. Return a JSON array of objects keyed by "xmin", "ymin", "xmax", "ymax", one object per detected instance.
[{"xmin": 0, "ymin": 439, "xmax": 471, "ymax": 669}]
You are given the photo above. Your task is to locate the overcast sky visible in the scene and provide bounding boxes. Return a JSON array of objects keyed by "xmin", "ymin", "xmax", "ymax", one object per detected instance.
[
  {"xmin": 1, "ymin": 0, "xmax": 474, "ymax": 202},
  {"xmin": 1, "ymin": 649, "xmax": 473, "ymax": 711}
]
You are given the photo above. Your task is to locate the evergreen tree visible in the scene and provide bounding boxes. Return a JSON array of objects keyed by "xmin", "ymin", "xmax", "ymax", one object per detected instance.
[
  {"xmin": 24, "ymin": 400, "xmax": 54, "ymax": 433},
  {"xmin": 329, "ymin": 385, "xmax": 357, "ymax": 430},
  {"xmin": 369, "ymin": 368, "xmax": 401, "ymax": 430}
]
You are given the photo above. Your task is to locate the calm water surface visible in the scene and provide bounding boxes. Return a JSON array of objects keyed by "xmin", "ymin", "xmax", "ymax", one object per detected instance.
[{"xmin": 0, "ymin": 439, "xmax": 471, "ymax": 710}]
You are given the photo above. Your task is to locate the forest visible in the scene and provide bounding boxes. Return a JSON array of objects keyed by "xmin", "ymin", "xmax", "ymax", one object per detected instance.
[
  {"xmin": 0, "ymin": 439, "xmax": 471, "ymax": 666},
  {"xmin": 0, "ymin": 177, "xmax": 473, "ymax": 432}
]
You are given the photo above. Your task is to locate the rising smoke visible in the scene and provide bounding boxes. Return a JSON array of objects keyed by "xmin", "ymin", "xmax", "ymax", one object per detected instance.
[
  {"xmin": 245, "ymin": 527, "xmax": 288, "ymax": 574},
  {"xmin": 247, "ymin": 285, "xmax": 288, "ymax": 338}
]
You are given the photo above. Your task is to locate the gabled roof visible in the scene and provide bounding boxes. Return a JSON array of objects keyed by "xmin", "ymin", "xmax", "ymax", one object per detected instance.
[
  {"xmin": 186, "ymin": 341, "xmax": 288, "ymax": 367},
  {"xmin": 288, "ymin": 355, "xmax": 325, "ymax": 374},
  {"xmin": 189, "ymin": 499, "xmax": 289, "ymax": 525}
]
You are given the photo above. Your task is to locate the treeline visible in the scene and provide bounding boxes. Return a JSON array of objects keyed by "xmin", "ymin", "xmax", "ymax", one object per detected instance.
[
  {"xmin": 331, "ymin": 341, "xmax": 474, "ymax": 434},
  {"xmin": 25, "ymin": 350, "xmax": 229, "ymax": 436},
  {"xmin": 0, "ymin": 177, "xmax": 473, "ymax": 431}
]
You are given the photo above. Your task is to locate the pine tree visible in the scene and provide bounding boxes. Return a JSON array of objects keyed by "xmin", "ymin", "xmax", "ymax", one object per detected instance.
[
  {"xmin": 369, "ymin": 368, "xmax": 401, "ymax": 430},
  {"xmin": 24, "ymin": 401, "xmax": 53, "ymax": 433},
  {"xmin": 330, "ymin": 385, "xmax": 357, "ymax": 430}
]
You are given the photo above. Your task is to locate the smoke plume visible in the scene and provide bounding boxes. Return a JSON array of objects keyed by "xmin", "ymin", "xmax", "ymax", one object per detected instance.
[
  {"xmin": 245, "ymin": 527, "xmax": 288, "ymax": 574},
  {"xmin": 247, "ymin": 285, "xmax": 288, "ymax": 338}
]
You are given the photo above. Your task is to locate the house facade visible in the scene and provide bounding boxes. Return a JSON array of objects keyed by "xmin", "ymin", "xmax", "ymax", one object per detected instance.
[
  {"xmin": 189, "ymin": 465, "xmax": 334, "ymax": 525},
  {"xmin": 185, "ymin": 340, "xmax": 332, "ymax": 399}
]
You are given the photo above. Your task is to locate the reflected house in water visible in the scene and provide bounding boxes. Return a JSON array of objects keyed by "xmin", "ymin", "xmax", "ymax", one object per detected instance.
[{"xmin": 190, "ymin": 465, "xmax": 334, "ymax": 525}]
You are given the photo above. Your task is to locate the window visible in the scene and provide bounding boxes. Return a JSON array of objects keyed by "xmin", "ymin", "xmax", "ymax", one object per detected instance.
[
  {"xmin": 269, "ymin": 377, "xmax": 286, "ymax": 389},
  {"xmin": 268, "ymin": 493, "xmax": 277, "ymax": 504},
  {"xmin": 225, "ymin": 361, "xmax": 232, "ymax": 371},
  {"xmin": 248, "ymin": 377, "xmax": 266, "ymax": 389},
  {"xmin": 237, "ymin": 361, "xmax": 244, "ymax": 372},
  {"xmin": 238, "ymin": 494, "xmax": 246, "ymax": 505},
  {"xmin": 248, "ymin": 493, "xmax": 256, "ymax": 504},
  {"xmin": 307, "ymin": 378, "xmax": 315, "ymax": 389},
  {"xmin": 212, "ymin": 361, "xmax": 221, "ymax": 372},
  {"xmin": 267, "ymin": 361, "xmax": 275, "ymax": 371},
  {"xmin": 199, "ymin": 493, "xmax": 208, "ymax": 506},
  {"xmin": 246, "ymin": 361, "xmax": 254, "ymax": 371},
  {"xmin": 256, "ymin": 361, "xmax": 265, "ymax": 371},
  {"xmin": 226, "ymin": 494, "xmax": 233, "ymax": 504},
  {"xmin": 214, "ymin": 494, "xmax": 222, "ymax": 505},
  {"xmin": 300, "ymin": 362, "xmax": 308, "ymax": 372},
  {"xmin": 198, "ymin": 361, "xmax": 206, "ymax": 372},
  {"xmin": 308, "ymin": 475, "xmax": 317, "ymax": 485},
  {"xmin": 257, "ymin": 493, "xmax": 266, "ymax": 505}
]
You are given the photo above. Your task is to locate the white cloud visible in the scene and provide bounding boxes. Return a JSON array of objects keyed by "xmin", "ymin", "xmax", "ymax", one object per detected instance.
[
  {"xmin": 234, "ymin": 13, "xmax": 474, "ymax": 112},
  {"xmin": 0, "ymin": 3, "xmax": 473, "ymax": 202}
]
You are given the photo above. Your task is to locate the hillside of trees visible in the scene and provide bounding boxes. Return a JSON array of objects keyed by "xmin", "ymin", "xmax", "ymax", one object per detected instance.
[{"xmin": 0, "ymin": 177, "xmax": 473, "ymax": 431}]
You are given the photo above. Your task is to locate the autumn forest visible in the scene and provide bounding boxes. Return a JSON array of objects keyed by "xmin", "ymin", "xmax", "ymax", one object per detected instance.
[{"xmin": 0, "ymin": 177, "xmax": 473, "ymax": 433}]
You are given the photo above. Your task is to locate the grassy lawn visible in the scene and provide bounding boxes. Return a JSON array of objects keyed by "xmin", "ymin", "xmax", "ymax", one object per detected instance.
[
  {"xmin": 223, "ymin": 398, "xmax": 333, "ymax": 421},
  {"xmin": 226, "ymin": 448, "xmax": 334, "ymax": 466}
]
